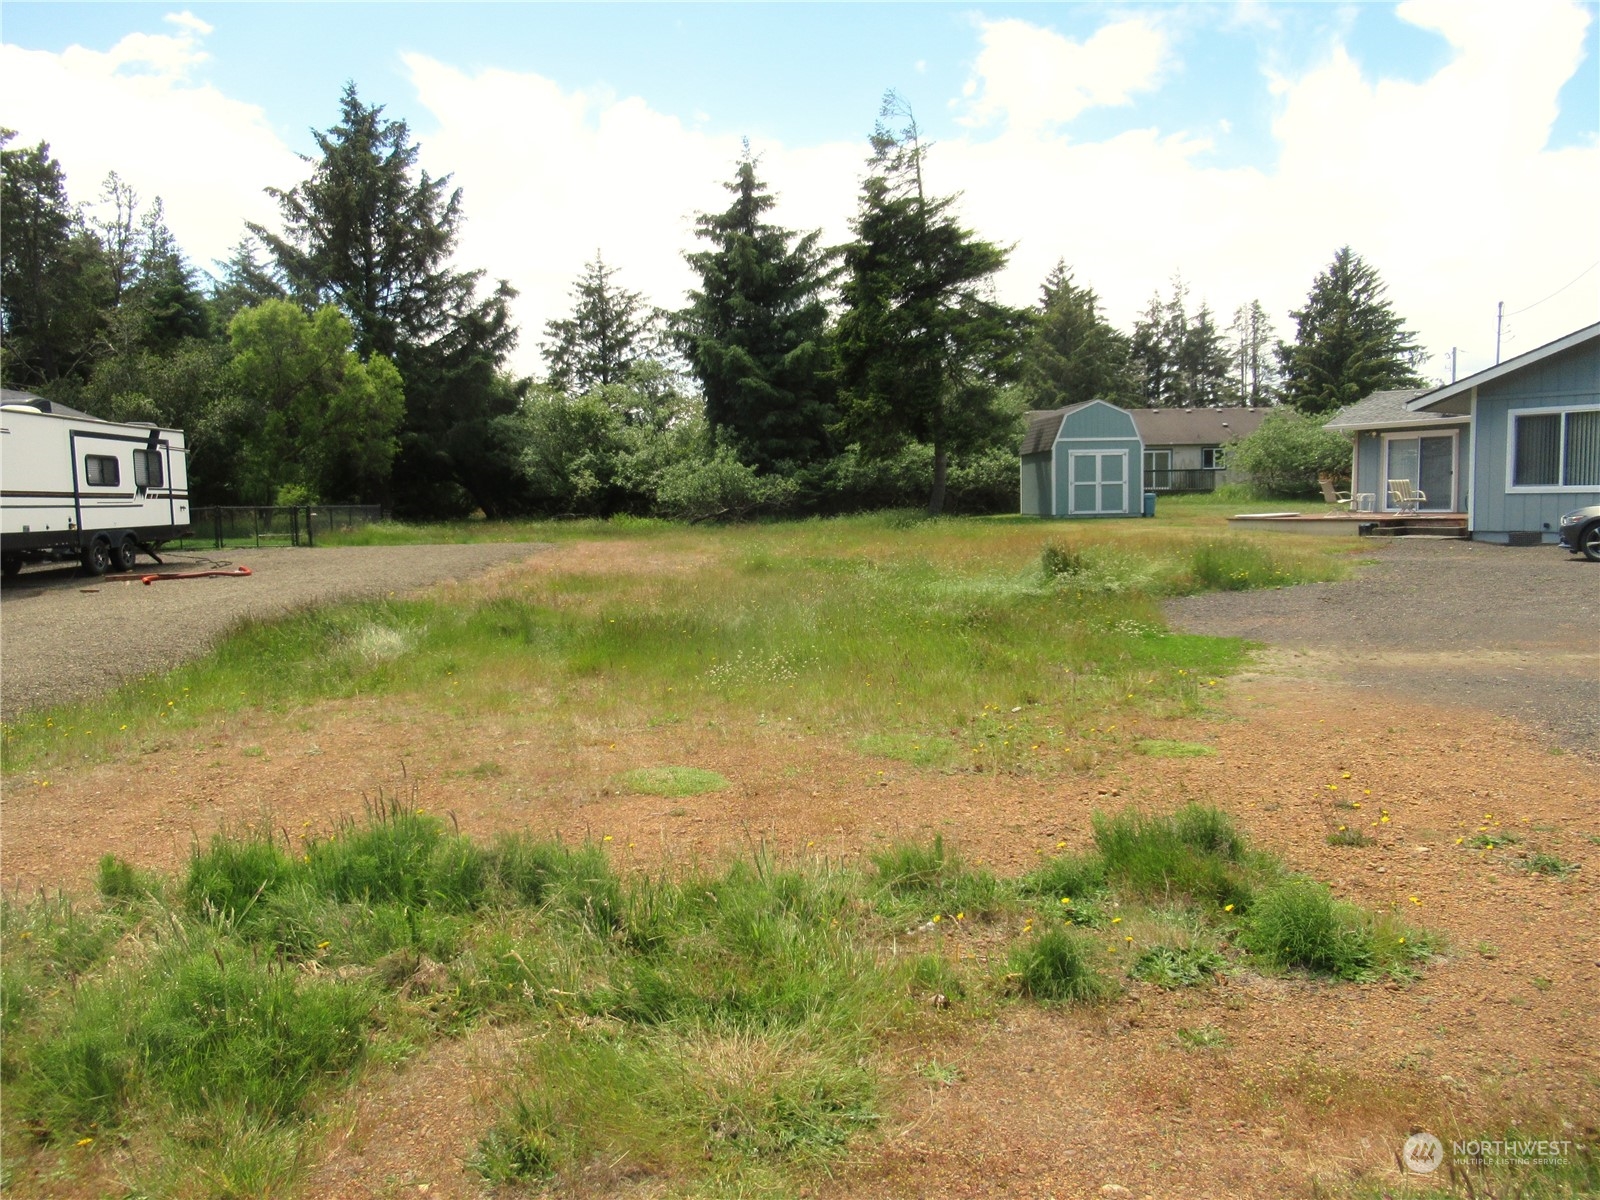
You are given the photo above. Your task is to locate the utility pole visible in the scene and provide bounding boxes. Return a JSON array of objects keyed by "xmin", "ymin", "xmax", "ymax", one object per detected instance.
[{"xmin": 1495, "ymin": 301, "xmax": 1504, "ymax": 365}]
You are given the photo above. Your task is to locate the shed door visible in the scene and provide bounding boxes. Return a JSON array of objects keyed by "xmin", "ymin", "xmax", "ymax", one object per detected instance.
[{"xmin": 1068, "ymin": 450, "xmax": 1128, "ymax": 515}]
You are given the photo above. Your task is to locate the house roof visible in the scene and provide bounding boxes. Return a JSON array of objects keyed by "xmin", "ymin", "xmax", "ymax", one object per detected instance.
[
  {"xmin": 1021, "ymin": 402, "xmax": 1092, "ymax": 455},
  {"xmin": 1130, "ymin": 406, "xmax": 1271, "ymax": 446},
  {"xmin": 1408, "ymin": 322, "xmax": 1600, "ymax": 412},
  {"xmin": 1322, "ymin": 388, "xmax": 1463, "ymax": 431}
]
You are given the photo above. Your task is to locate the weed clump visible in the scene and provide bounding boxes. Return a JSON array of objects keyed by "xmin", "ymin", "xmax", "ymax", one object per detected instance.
[
  {"xmin": 1008, "ymin": 929, "xmax": 1115, "ymax": 1003},
  {"xmin": 1131, "ymin": 943, "xmax": 1228, "ymax": 988},
  {"xmin": 1092, "ymin": 804, "xmax": 1253, "ymax": 911},
  {"xmin": 1240, "ymin": 879, "xmax": 1374, "ymax": 980}
]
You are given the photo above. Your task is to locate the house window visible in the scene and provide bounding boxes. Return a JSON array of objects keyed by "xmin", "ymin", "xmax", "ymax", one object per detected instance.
[
  {"xmin": 1202, "ymin": 446, "xmax": 1226, "ymax": 471},
  {"xmin": 1512, "ymin": 408, "xmax": 1600, "ymax": 488},
  {"xmin": 1143, "ymin": 449, "xmax": 1172, "ymax": 490},
  {"xmin": 84, "ymin": 455, "xmax": 120, "ymax": 486},
  {"xmin": 133, "ymin": 448, "xmax": 164, "ymax": 488}
]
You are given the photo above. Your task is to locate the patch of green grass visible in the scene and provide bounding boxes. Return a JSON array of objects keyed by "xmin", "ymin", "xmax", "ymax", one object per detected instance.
[
  {"xmin": 1176, "ymin": 1024, "xmax": 1227, "ymax": 1050},
  {"xmin": 1325, "ymin": 826, "xmax": 1373, "ymax": 847},
  {"xmin": 1007, "ymin": 928, "xmax": 1117, "ymax": 1004},
  {"xmin": 614, "ymin": 766, "xmax": 730, "ymax": 797},
  {"xmin": 1520, "ymin": 852, "xmax": 1578, "ymax": 878},
  {"xmin": 1132, "ymin": 739, "xmax": 1216, "ymax": 758},
  {"xmin": 870, "ymin": 835, "xmax": 1003, "ymax": 922},
  {"xmin": 855, "ymin": 732, "xmax": 959, "ymax": 769},
  {"xmin": 1131, "ymin": 943, "xmax": 1228, "ymax": 988},
  {"xmin": 3, "ymin": 801, "xmax": 1442, "ymax": 1196},
  {"xmin": 1092, "ymin": 804, "xmax": 1255, "ymax": 911}
]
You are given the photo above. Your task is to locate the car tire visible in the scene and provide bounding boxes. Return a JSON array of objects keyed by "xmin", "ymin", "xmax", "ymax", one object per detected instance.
[{"xmin": 1581, "ymin": 522, "xmax": 1600, "ymax": 563}]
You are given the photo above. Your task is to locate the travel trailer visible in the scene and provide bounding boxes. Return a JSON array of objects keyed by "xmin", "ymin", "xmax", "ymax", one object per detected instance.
[{"xmin": 1, "ymin": 390, "xmax": 192, "ymax": 577}]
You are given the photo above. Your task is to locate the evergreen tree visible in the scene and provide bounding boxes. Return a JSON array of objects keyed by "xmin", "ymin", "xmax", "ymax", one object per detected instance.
[
  {"xmin": 129, "ymin": 198, "xmax": 210, "ymax": 348},
  {"xmin": 1229, "ymin": 299, "xmax": 1279, "ymax": 405},
  {"xmin": 1020, "ymin": 261, "xmax": 1134, "ymax": 409},
  {"xmin": 836, "ymin": 93, "xmax": 1027, "ymax": 515},
  {"xmin": 209, "ymin": 236, "xmax": 286, "ymax": 328},
  {"xmin": 251, "ymin": 84, "xmax": 522, "ymax": 516},
  {"xmin": 1279, "ymin": 246, "xmax": 1426, "ymax": 415},
  {"xmin": 542, "ymin": 252, "xmax": 657, "ymax": 394},
  {"xmin": 1176, "ymin": 301, "xmax": 1238, "ymax": 406},
  {"xmin": 679, "ymin": 150, "xmax": 836, "ymax": 469},
  {"xmin": 0, "ymin": 131, "xmax": 107, "ymax": 387}
]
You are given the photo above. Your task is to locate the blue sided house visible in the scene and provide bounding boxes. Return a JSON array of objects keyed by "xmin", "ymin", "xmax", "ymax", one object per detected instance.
[
  {"xmin": 1325, "ymin": 323, "xmax": 1600, "ymax": 542},
  {"xmin": 1020, "ymin": 400, "xmax": 1144, "ymax": 517}
]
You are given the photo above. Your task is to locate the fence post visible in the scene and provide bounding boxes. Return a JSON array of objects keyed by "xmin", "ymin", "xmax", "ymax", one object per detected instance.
[
  {"xmin": 213, "ymin": 508, "xmax": 222, "ymax": 550},
  {"xmin": 306, "ymin": 506, "xmax": 315, "ymax": 548}
]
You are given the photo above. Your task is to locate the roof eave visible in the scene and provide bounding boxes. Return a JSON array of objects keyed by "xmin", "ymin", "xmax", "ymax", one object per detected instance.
[{"xmin": 1406, "ymin": 322, "xmax": 1600, "ymax": 412}]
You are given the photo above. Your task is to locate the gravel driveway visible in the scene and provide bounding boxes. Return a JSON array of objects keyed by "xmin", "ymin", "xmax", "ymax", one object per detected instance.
[
  {"xmin": 1165, "ymin": 538, "xmax": 1600, "ymax": 753},
  {"xmin": 0, "ymin": 543, "xmax": 549, "ymax": 719}
]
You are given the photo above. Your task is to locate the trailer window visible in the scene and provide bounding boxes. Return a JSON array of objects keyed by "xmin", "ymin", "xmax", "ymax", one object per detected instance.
[
  {"xmin": 84, "ymin": 455, "xmax": 120, "ymax": 486},
  {"xmin": 133, "ymin": 448, "xmax": 164, "ymax": 488}
]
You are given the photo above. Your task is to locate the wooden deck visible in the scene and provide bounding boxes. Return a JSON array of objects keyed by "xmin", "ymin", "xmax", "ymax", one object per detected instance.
[{"xmin": 1227, "ymin": 511, "xmax": 1469, "ymax": 537}]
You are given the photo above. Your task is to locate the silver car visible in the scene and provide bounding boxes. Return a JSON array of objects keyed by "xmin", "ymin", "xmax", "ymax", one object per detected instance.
[{"xmin": 1558, "ymin": 505, "xmax": 1600, "ymax": 561}]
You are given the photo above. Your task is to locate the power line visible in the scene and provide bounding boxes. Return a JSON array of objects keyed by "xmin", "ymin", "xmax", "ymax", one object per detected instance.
[{"xmin": 1505, "ymin": 258, "xmax": 1600, "ymax": 317}]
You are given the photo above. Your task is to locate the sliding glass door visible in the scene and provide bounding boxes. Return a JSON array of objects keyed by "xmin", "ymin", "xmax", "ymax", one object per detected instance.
[{"xmin": 1382, "ymin": 434, "xmax": 1455, "ymax": 511}]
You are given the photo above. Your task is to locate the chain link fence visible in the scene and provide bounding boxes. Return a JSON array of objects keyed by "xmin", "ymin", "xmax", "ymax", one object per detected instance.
[{"xmin": 189, "ymin": 505, "xmax": 387, "ymax": 549}]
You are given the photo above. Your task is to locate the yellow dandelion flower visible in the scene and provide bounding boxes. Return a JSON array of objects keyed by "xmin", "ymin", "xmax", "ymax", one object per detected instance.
[
  {"xmin": 1408, "ymin": 896, "xmax": 1421, "ymax": 905},
  {"xmin": 76, "ymin": 1137, "xmax": 94, "ymax": 1147},
  {"xmin": 1223, "ymin": 903, "xmax": 1235, "ymax": 913}
]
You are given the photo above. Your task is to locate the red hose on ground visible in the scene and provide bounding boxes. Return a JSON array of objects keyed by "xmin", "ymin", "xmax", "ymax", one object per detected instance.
[{"xmin": 138, "ymin": 566, "xmax": 254, "ymax": 585}]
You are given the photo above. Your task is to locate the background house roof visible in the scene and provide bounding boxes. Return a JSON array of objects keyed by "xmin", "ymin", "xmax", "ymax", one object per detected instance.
[{"xmin": 1130, "ymin": 407, "xmax": 1271, "ymax": 446}]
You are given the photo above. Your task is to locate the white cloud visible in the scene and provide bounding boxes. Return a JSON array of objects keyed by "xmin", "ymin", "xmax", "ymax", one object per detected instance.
[
  {"xmin": 958, "ymin": 16, "xmax": 1171, "ymax": 130},
  {"xmin": 0, "ymin": 16, "xmax": 302, "ymax": 276},
  {"xmin": 3, "ymin": 3, "xmax": 1595, "ymax": 382},
  {"xmin": 402, "ymin": 53, "xmax": 862, "ymax": 374}
]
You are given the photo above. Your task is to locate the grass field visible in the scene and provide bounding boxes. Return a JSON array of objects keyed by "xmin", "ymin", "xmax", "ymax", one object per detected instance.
[
  {"xmin": 2, "ymin": 501, "xmax": 1350, "ymax": 778},
  {"xmin": 12, "ymin": 506, "xmax": 1585, "ymax": 1199}
]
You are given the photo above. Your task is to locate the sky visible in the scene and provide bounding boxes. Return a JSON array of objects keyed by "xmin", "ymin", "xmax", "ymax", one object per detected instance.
[{"xmin": 3, "ymin": 2, "xmax": 1598, "ymax": 385}]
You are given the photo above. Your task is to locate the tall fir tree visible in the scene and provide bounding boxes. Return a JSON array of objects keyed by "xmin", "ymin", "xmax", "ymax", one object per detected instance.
[
  {"xmin": 1020, "ymin": 261, "xmax": 1134, "ymax": 409},
  {"xmin": 1278, "ymin": 246, "xmax": 1426, "ymax": 415},
  {"xmin": 542, "ymin": 252, "xmax": 657, "ymax": 394},
  {"xmin": 251, "ymin": 84, "xmax": 522, "ymax": 516},
  {"xmin": 1229, "ymin": 299, "xmax": 1279, "ymax": 405},
  {"xmin": 0, "ymin": 131, "xmax": 108, "ymax": 387},
  {"xmin": 679, "ymin": 150, "xmax": 837, "ymax": 469},
  {"xmin": 836, "ymin": 93, "xmax": 1027, "ymax": 515}
]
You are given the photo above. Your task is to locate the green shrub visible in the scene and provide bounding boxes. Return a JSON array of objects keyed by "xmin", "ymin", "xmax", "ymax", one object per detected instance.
[
  {"xmin": 1227, "ymin": 409, "xmax": 1351, "ymax": 495},
  {"xmin": 1040, "ymin": 541, "xmax": 1085, "ymax": 578},
  {"xmin": 1241, "ymin": 879, "xmax": 1374, "ymax": 980},
  {"xmin": 1009, "ymin": 928, "xmax": 1115, "ymax": 1003}
]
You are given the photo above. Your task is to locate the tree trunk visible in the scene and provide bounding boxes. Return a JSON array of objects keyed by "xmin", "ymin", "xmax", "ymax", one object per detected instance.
[{"xmin": 927, "ymin": 442, "xmax": 948, "ymax": 516}]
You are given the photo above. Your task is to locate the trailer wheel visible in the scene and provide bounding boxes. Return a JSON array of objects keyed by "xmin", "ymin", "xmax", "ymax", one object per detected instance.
[
  {"xmin": 112, "ymin": 535, "xmax": 140, "ymax": 573},
  {"xmin": 81, "ymin": 537, "xmax": 112, "ymax": 577}
]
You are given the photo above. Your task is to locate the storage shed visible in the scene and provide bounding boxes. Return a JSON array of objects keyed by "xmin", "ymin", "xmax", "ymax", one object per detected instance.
[{"xmin": 1020, "ymin": 400, "xmax": 1144, "ymax": 517}]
